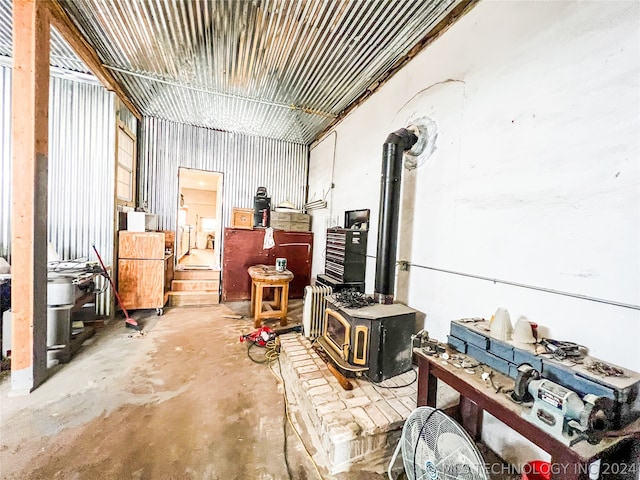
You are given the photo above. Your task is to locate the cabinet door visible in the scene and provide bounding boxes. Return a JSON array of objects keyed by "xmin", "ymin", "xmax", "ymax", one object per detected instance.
[
  {"xmin": 272, "ymin": 231, "xmax": 313, "ymax": 299},
  {"xmin": 118, "ymin": 259, "xmax": 164, "ymax": 309},
  {"xmin": 119, "ymin": 232, "xmax": 164, "ymax": 259},
  {"xmin": 222, "ymin": 229, "xmax": 270, "ymax": 301}
]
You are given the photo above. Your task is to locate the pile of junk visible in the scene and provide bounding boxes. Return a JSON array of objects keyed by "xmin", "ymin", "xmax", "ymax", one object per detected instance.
[{"xmin": 1, "ymin": 244, "xmax": 111, "ymax": 368}]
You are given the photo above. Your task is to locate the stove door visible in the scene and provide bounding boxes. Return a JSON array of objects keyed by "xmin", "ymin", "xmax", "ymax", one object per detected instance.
[
  {"xmin": 368, "ymin": 313, "xmax": 415, "ymax": 383},
  {"xmin": 324, "ymin": 308, "xmax": 351, "ymax": 361}
]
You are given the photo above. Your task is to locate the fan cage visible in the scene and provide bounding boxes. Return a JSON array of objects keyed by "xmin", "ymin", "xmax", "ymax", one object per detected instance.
[{"xmin": 400, "ymin": 407, "xmax": 489, "ymax": 480}]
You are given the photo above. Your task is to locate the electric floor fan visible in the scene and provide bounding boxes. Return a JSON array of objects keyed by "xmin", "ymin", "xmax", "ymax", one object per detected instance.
[{"xmin": 388, "ymin": 407, "xmax": 490, "ymax": 480}]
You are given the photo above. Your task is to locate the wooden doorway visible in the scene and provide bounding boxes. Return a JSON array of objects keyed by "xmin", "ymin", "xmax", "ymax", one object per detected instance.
[{"xmin": 176, "ymin": 168, "xmax": 223, "ymax": 270}]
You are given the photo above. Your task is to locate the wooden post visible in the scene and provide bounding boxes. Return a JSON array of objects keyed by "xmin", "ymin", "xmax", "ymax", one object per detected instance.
[{"xmin": 11, "ymin": 0, "xmax": 50, "ymax": 393}]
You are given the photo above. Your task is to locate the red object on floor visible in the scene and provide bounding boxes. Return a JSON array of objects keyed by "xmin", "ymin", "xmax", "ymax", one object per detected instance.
[
  {"xmin": 522, "ymin": 460, "xmax": 552, "ymax": 480},
  {"xmin": 239, "ymin": 326, "xmax": 275, "ymax": 347}
]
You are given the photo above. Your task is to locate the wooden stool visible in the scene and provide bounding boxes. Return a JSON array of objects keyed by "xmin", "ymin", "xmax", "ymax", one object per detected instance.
[{"xmin": 248, "ymin": 264, "xmax": 294, "ymax": 328}]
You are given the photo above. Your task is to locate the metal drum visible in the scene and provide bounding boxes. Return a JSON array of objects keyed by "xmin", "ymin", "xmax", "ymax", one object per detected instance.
[
  {"xmin": 47, "ymin": 307, "xmax": 71, "ymax": 349},
  {"xmin": 47, "ymin": 275, "xmax": 75, "ymax": 363},
  {"xmin": 47, "ymin": 275, "xmax": 75, "ymax": 307}
]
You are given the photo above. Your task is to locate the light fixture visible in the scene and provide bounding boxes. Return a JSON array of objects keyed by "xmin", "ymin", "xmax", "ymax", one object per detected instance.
[{"xmin": 304, "ymin": 199, "xmax": 327, "ymax": 211}]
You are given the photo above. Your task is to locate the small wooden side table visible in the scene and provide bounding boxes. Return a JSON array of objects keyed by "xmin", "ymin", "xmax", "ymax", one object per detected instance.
[{"xmin": 248, "ymin": 265, "xmax": 294, "ymax": 328}]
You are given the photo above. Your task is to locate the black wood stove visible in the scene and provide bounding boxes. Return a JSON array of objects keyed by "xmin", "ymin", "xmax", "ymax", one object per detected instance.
[
  {"xmin": 317, "ymin": 126, "xmax": 421, "ymax": 382},
  {"xmin": 317, "ymin": 296, "xmax": 416, "ymax": 382}
]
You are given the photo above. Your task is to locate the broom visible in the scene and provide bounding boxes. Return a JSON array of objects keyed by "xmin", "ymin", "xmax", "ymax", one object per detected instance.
[{"xmin": 92, "ymin": 244, "xmax": 142, "ymax": 331}]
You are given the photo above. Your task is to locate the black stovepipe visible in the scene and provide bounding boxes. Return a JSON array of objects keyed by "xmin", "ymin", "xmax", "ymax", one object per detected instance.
[{"xmin": 374, "ymin": 128, "xmax": 418, "ymax": 304}]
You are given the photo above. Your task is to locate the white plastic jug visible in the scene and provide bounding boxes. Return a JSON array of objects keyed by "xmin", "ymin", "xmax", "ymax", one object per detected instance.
[{"xmin": 490, "ymin": 308, "xmax": 512, "ymax": 341}]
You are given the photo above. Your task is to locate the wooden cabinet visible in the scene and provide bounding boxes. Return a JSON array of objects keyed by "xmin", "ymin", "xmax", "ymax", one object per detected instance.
[
  {"xmin": 222, "ymin": 228, "xmax": 313, "ymax": 301},
  {"xmin": 273, "ymin": 230, "xmax": 313, "ymax": 299},
  {"xmin": 118, "ymin": 232, "xmax": 173, "ymax": 314}
]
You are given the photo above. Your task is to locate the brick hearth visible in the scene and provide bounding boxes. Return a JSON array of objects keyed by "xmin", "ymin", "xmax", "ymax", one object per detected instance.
[{"xmin": 279, "ymin": 333, "xmax": 417, "ymax": 475}]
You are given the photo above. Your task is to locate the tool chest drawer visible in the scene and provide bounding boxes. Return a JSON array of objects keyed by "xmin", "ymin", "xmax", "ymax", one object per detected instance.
[{"xmin": 450, "ymin": 320, "xmax": 490, "ymax": 349}]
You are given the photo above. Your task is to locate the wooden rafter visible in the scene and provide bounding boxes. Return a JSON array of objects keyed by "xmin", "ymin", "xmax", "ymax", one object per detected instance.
[{"xmin": 47, "ymin": 0, "xmax": 142, "ymax": 120}]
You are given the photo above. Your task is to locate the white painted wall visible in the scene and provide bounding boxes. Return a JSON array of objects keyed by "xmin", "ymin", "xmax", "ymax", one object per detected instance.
[
  {"xmin": 309, "ymin": 0, "xmax": 639, "ymax": 465},
  {"xmin": 182, "ymin": 188, "xmax": 217, "ymax": 232}
]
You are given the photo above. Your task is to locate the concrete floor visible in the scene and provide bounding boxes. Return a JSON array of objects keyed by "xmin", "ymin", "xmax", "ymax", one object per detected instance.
[
  {"xmin": 0, "ymin": 300, "xmax": 518, "ymax": 480},
  {"xmin": 0, "ymin": 301, "xmax": 388, "ymax": 480}
]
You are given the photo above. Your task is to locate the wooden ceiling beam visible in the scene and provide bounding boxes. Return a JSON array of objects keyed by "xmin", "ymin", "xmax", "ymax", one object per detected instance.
[{"xmin": 47, "ymin": 0, "xmax": 142, "ymax": 120}]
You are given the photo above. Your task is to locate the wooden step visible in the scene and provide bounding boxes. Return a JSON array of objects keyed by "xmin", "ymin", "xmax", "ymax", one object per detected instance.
[
  {"xmin": 171, "ymin": 279, "xmax": 220, "ymax": 292},
  {"xmin": 168, "ymin": 291, "xmax": 220, "ymax": 306},
  {"xmin": 174, "ymin": 269, "xmax": 220, "ymax": 280}
]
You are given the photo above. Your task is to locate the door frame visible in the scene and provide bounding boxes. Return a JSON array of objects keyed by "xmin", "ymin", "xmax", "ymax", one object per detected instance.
[{"xmin": 176, "ymin": 167, "xmax": 224, "ymax": 269}]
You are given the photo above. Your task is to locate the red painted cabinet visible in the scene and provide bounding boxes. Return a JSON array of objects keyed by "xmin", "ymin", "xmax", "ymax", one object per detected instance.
[
  {"xmin": 222, "ymin": 228, "xmax": 313, "ymax": 301},
  {"xmin": 272, "ymin": 230, "xmax": 314, "ymax": 300}
]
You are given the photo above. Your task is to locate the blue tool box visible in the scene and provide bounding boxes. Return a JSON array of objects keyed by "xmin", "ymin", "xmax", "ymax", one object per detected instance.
[
  {"xmin": 488, "ymin": 337, "xmax": 514, "ymax": 363},
  {"xmin": 466, "ymin": 344, "xmax": 512, "ymax": 377},
  {"xmin": 513, "ymin": 347, "xmax": 543, "ymax": 372},
  {"xmin": 450, "ymin": 320, "xmax": 489, "ymax": 349},
  {"xmin": 447, "ymin": 335, "xmax": 467, "ymax": 354}
]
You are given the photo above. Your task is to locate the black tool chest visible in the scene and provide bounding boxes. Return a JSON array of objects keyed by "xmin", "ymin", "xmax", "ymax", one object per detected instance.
[{"xmin": 324, "ymin": 228, "xmax": 368, "ymax": 283}]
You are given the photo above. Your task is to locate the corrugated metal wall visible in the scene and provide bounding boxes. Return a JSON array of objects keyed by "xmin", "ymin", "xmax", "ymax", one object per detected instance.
[
  {"xmin": 139, "ymin": 117, "xmax": 308, "ymax": 232},
  {"xmin": 48, "ymin": 76, "xmax": 116, "ymax": 264},
  {"xmin": 0, "ymin": 66, "xmax": 116, "ymax": 314},
  {"xmin": 0, "ymin": 65, "xmax": 10, "ymax": 261}
]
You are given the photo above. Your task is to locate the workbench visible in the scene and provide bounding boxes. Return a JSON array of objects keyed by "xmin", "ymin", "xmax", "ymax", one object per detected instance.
[{"xmin": 415, "ymin": 349, "xmax": 640, "ymax": 480}]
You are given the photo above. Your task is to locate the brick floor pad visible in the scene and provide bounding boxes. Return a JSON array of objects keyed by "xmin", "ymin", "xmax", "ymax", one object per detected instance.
[{"xmin": 279, "ymin": 333, "xmax": 417, "ymax": 475}]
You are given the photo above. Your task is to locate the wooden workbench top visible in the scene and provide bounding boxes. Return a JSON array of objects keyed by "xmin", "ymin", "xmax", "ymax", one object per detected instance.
[{"xmin": 248, "ymin": 264, "xmax": 294, "ymax": 281}]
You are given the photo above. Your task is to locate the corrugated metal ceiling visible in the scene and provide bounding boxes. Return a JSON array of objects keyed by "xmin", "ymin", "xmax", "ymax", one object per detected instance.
[
  {"xmin": 0, "ymin": 0, "xmax": 91, "ymax": 75},
  {"xmin": 58, "ymin": 0, "xmax": 461, "ymax": 144},
  {"xmin": 1, "ymin": 0, "xmax": 463, "ymax": 144}
]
